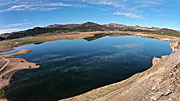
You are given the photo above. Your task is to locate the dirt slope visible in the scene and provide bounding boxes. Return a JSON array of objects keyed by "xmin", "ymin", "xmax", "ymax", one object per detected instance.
[{"xmin": 0, "ymin": 49, "xmax": 40, "ymax": 96}]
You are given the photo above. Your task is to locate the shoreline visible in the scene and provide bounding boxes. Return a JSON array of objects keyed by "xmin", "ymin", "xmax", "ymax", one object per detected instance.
[
  {"xmin": 60, "ymin": 33, "xmax": 180, "ymax": 101},
  {"xmin": 0, "ymin": 49, "xmax": 40, "ymax": 100},
  {"xmin": 1, "ymin": 31, "xmax": 180, "ymax": 53},
  {"xmin": 61, "ymin": 42, "xmax": 180, "ymax": 101},
  {"xmin": 0, "ymin": 33, "xmax": 94, "ymax": 53},
  {"xmin": 0, "ymin": 31, "xmax": 179, "ymax": 100}
]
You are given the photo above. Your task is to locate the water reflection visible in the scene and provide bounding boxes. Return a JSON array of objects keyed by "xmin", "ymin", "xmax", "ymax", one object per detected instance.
[{"xmin": 4, "ymin": 34, "xmax": 172, "ymax": 101}]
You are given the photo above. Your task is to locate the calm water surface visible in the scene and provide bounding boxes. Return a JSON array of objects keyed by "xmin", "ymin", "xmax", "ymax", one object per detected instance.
[{"xmin": 3, "ymin": 34, "xmax": 172, "ymax": 101}]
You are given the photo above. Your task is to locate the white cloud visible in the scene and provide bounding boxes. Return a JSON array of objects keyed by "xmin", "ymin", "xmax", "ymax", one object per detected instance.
[
  {"xmin": 79, "ymin": 0, "xmax": 164, "ymax": 10},
  {"xmin": 5, "ymin": 22, "xmax": 31, "ymax": 28},
  {"xmin": 0, "ymin": 5, "xmax": 28, "ymax": 12},
  {"xmin": 114, "ymin": 43, "xmax": 144, "ymax": 48},
  {"xmin": 0, "ymin": 0, "xmax": 18, "ymax": 6},
  {"xmin": 0, "ymin": 0, "xmax": 165, "ymax": 14},
  {"xmin": 0, "ymin": 28, "xmax": 25, "ymax": 34},
  {"xmin": 42, "ymin": 3, "xmax": 73, "ymax": 7},
  {"xmin": 113, "ymin": 12, "xmax": 143, "ymax": 19},
  {"xmin": 0, "ymin": 1, "xmax": 83, "ymax": 13},
  {"xmin": 81, "ymin": 0, "xmax": 125, "ymax": 7},
  {"xmin": 134, "ymin": 0, "xmax": 164, "ymax": 5},
  {"xmin": 77, "ymin": 0, "xmax": 165, "ymax": 18},
  {"xmin": 0, "ymin": 0, "xmax": 167, "ymax": 20}
]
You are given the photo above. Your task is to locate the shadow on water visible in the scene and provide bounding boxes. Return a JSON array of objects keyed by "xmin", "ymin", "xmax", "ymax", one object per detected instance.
[{"xmin": 84, "ymin": 33, "xmax": 130, "ymax": 41}]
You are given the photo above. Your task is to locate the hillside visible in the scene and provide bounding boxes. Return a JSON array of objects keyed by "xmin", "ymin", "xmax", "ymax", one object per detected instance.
[
  {"xmin": 0, "ymin": 22, "xmax": 180, "ymax": 40},
  {"xmin": 70, "ymin": 22, "xmax": 110, "ymax": 32},
  {"xmin": 46, "ymin": 24, "xmax": 81, "ymax": 28},
  {"xmin": 0, "ymin": 37, "xmax": 5, "ymax": 41},
  {"xmin": 104, "ymin": 23, "xmax": 160, "ymax": 31},
  {"xmin": 151, "ymin": 28, "xmax": 180, "ymax": 37},
  {"xmin": 5, "ymin": 27, "xmax": 69, "ymax": 39},
  {"xmin": 2, "ymin": 22, "xmax": 110, "ymax": 40}
]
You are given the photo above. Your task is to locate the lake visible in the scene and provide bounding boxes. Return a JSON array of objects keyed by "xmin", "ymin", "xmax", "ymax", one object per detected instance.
[{"xmin": 3, "ymin": 34, "xmax": 172, "ymax": 101}]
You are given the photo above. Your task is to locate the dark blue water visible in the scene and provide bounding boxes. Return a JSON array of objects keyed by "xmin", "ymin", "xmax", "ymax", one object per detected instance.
[{"xmin": 3, "ymin": 35, "xmax": 172, "ymax": 101}]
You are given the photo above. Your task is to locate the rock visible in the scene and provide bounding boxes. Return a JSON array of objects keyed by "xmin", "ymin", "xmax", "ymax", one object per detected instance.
[{"xmin": 152, "ymin": 57, "xmax": 161, "ymax": 65}]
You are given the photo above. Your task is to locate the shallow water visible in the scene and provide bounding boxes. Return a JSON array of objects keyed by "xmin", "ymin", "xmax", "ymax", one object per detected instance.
[{"xmin": 3, "ymin": 34, "xmax": 172, "ymax": 101}]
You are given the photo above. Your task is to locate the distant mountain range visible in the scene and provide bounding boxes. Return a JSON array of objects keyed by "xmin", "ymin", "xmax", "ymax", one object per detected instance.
[
  {"xmin": 45, "ymin": 22, "xmax": 160, "ymax": 31},
  {"xmin": 104, "ymin": 23, "xmax": 160, "ymax": 31},
  {"xmin": 46, "ymin": 24, "xmax": 82, "ymax": 29},
  {"xmin": 0, "ymin": 37, "xmax": 5, "ymax": 41},
  {"xmin": 0, "ymin": 22, "xmax": 179, "ymax": 40}
]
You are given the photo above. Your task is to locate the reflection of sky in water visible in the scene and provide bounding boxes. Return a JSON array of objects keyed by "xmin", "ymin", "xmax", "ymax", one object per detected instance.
[{"xmin": 5, "ymin": 35, "xmax": 172, "ymax": 101}]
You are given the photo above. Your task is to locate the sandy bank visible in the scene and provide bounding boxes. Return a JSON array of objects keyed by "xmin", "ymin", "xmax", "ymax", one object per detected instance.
[
  {"xmin": 0, "ymin": 49, "xmax": 40, "ymax": 99},
  {"xmin": 1, "ymin": 31, "xmax": 180, "ymax": 53},
  {"xmin": 0, "ymin": 33, "xmax": 94, "ymax": 52}
]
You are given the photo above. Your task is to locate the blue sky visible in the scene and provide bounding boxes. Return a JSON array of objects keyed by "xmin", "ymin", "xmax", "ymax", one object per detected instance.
[{"xmin": 0, "ymin": 0, "xmax": 180, "ymax": 34}]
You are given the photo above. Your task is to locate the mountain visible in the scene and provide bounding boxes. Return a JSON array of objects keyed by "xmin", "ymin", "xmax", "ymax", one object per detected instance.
[
  {"xmin": 46, "ymin": 22, "xmax": 109, "ymax": 30},
  {"xmin": 0, "ymin": 33, "xmax": 11, "ymax": 39},
  {"xmin": 152, "ymin": 28, "xmax": 180, "ymax": 37},
  {"xmin": 46, "ymin": 24, "xmax": 81, "ymax": 28},
  {"xmin": 82, "ymin": 22, "xmax": 103, "ymax": 27},
  {"xmin": 104, "ymin": 23, "xmax": 127, "ymax": 28},
  {"xmin": 1, "ymin": 22, "xmax": 179, "ymax": 40},
  {"xmin": 5, "ymin": 27, "xmax": 69, "ymax": 39},
  {"xmin": 72, "ymin": 22, "xmax": 110, "ymax": 32},
  {"xmin": 0, "ymin": 37, "xmax": 5, "ymax": 41},
  {"xmin": 4, "ymin": 22, "xmax": 110, "ymax": 39},
  {"xmin": 104, "ymin": 23, "xmax": 160, "ymax": 31}
]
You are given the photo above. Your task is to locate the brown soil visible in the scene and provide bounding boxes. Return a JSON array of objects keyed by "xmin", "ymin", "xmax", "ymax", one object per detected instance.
[
  {"xmin": 0, "ymin": 33, "xmax": 94, "ymax": 52},
  {"xmin": 1, "ymin": 31, "xmax": 180, "ymax": 52},
  {"xmin": 25, "ymin": 33, "xmax": 93, "ymax": 40},
  {"xmin": 0, "ymin": 49, "xmax": 40, "ymax": 97}
]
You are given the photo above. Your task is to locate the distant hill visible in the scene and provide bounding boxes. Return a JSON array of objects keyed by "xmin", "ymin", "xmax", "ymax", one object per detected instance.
[
  {"xmin": 0, "ymin": 33, "xmax": 11, "ymax": 39},
  {"xmin": 46, "ymin": 24, "xmax": 82, "ymax": 28},
  {"xmin": 4, "ymin": 27, "xmax": 69, "ymax": 39},
  {"xmin": 0, "ymin": 22, "xmax": 180, "ymax": 40},
  {"xmin": 104, "ymin": 23, "xmax": 127, "ymax": 28},
  {"xmin": 152, "ymin": 28, "xmax": 180, "ymax": 37},
  {"xmin": 104, "ymin": 23, "xmax": 160, "ymax": 31},
  {"xmin": 3, "ymin": 22, "xmax": 110, "ymax": 39},
  {"xmin": 0, "ymin": 37, "xmax": 5, "ymax": 41},
  {"xmin": 70, "ymin": 22, "xmax": 110, "ymax": 32}
]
